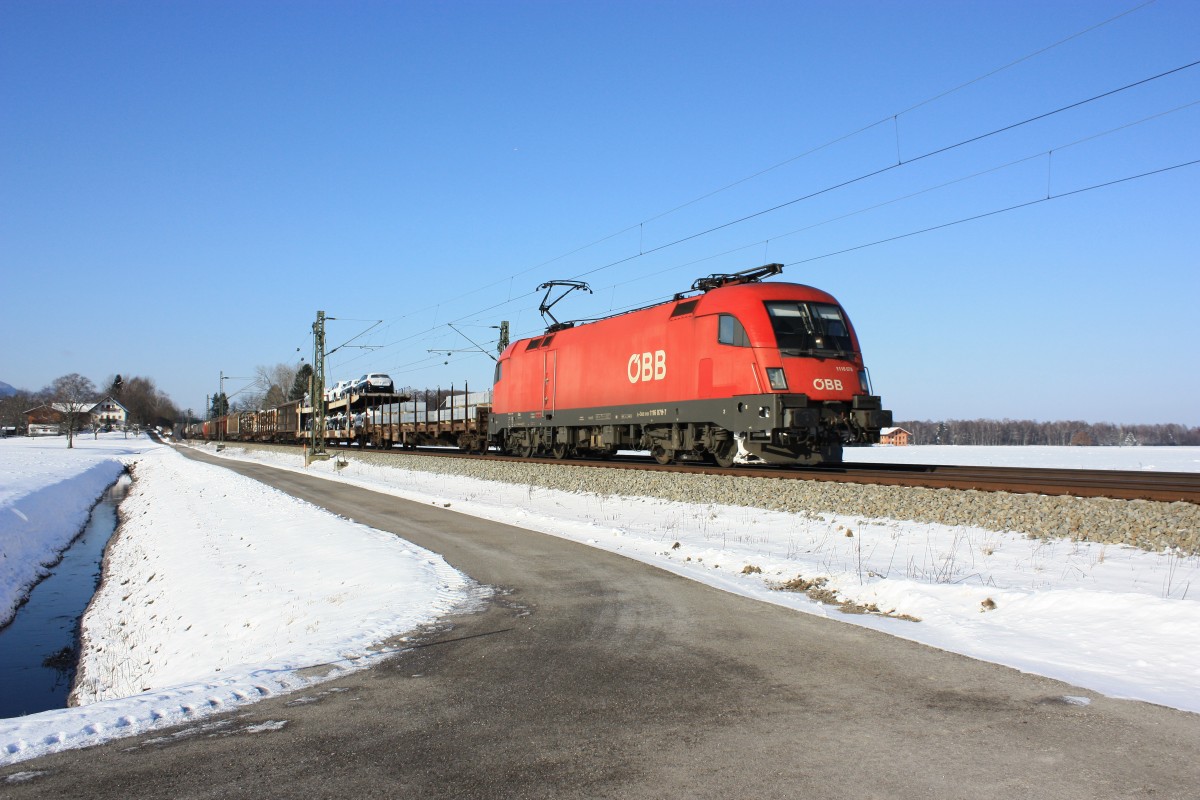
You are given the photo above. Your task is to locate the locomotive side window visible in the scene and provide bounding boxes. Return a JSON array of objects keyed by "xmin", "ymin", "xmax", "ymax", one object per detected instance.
[
  {"xmin": 717, "ymin": 314, "xmax": 750, "ymax": 347},
  {"xmin": 525, "ymin": 337, "xmax": 543, "ymax": 351},
  {"xmin": 765, "ymin": 301, "xmax": 854, "ymax": 356}
]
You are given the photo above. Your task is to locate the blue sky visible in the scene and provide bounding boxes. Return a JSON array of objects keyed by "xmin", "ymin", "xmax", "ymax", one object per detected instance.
[{"xmin": 2, "ymin": 0, "xmax": 1197, "ymax": 425}]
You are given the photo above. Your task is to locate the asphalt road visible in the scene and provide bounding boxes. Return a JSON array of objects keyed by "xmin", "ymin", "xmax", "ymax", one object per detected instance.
[{"xmin": 4, "ymin": 447, "xmax": 1199, "ymax": 799}]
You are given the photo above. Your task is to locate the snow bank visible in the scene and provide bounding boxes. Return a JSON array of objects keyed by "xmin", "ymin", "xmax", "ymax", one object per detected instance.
[
  {"xmin": 0, "ymin": 440, "xmax": 479, "ymax": 765},
  {"xmin": 846, "ymin": 444, "xmax": 1200, "ymax": 472},
  {"xmin": 72, "ymin": 448, "xmax": 478, "ymax": 704},
  {"xmin": 0, "ymin": 436, "xmax": 155, "ymax": 628}
]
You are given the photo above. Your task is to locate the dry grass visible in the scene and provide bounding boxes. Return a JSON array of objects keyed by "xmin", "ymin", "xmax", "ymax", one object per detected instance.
[{"xmin": 774, "ymin": 574, "xmax": 921, "ymax": 622}]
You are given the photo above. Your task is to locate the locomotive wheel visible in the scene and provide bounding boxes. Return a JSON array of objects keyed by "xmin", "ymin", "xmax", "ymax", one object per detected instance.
[
  {"xmin": 652, "ymin": 446, "xmax": 673, "ymax": 465},
  {"xmin": 710, "ymin": 442, "xmax": 736, "ymax": 469},
  {"xmin": 551, "ymin": 442, "xmax": 570, "ymax": 459}
]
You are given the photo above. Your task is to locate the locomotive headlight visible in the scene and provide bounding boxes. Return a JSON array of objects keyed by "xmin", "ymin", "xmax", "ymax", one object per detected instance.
[{"xmin": 766, "ymin": 368, "xmax": 788, "ymax": 390}]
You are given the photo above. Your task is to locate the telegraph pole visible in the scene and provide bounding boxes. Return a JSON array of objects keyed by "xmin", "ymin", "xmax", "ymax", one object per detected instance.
[
  {"xmin": 309, "ymin": 310, "xmax": 329, "ymax": 461},
  {"xmin": 218, "ymin": 371, "xmax": 225, "ymax": 450}
]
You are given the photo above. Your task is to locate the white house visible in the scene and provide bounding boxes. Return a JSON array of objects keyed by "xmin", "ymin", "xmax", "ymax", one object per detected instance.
[{"xmin": 90, "ymin": 397, "xmax": 128, "ymax": 428}]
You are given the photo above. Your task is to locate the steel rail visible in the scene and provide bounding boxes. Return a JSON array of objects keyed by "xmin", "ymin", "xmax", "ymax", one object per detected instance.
[{"xmin": 284, "ymin": 440, "xmax": 1200, "ymax": 504}]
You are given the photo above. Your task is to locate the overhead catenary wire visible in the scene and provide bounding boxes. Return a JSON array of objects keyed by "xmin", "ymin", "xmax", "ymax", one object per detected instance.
[
  {"xmin": 894, "ymin": 0, "xmax": 1159, "ymax": 120},
  {"xmin": 325, "ymin": 20, "xmax": 1193, "ymax": 380},
  {"xmin": 449, "ymin": 58, "xmax": 1199, "ymax": 330},
  {"xmin": 506, "ymin": 155, "xmax": 1200, "ymax": 338},
  {"xmin": 343, "ymin": 128, "xmax": 1198, "ymax": 379},
  {"xmin": 325, "ymin": 318, "xmax": 382, "ymax": 358},
  {"xmin": 316, "ymin": 0, "xmax": 1152, "ymax": 374},
  {"xmin": 787, "ymin": 158, "xmax": 1200, "ymax": 268},
  {"xmin": 373, "ymin": 60, "xmax": 1198, "ymax": 357},
  {"xmin": 575, "ymin": 98, "xmax": 1200, "ymax": 298},
  {"xmin": 563, "ymin": 59, "xmax": 1200, "ymax": 284},
  {"xmin": 359, "ymin": 2, "xmax": 1161, "ymax": 335},
  {"xmin": 333, "ymin": 74, "xmax": 1196, "ymax": 381},
  {"xmin": 397, "ymin": 152, "xmax": 1196, "ymax": 355}
]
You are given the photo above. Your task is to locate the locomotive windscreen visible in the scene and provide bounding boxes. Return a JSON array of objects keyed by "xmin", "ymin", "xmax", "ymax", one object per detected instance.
[{"xmin": 765, "ymin": 301, "xmax": 855, "ymax": 357}]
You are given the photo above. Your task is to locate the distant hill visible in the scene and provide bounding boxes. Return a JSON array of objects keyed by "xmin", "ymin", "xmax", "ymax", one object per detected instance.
[{"xmin": 0, "ymin": 381, "xmax": 15, "ymax": 397}]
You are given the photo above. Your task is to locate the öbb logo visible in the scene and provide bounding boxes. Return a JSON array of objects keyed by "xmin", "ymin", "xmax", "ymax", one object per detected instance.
[
  {"xmin": 812, "ymin": 378, "xmax": 844, "ymax": 391},
  {"xmin": 627, "ymin": 351, "xmax": 667, "ymax": 384}
]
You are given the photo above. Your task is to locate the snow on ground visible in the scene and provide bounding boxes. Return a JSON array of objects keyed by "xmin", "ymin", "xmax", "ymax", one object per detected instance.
[
  {"xmin": 0, "ymin": 434, "xmax": 157, "ymax": 629},
  {"xmin": 844, "ymin": 443, "xmax": 1200, "ymax": 472},
  {"xmin": 0, "ymin": 436, "xmax": 478, "ymax": 765},
  {"xmin": 1, "ymin": 438, "xmax": 1197, "ymax": 766}
]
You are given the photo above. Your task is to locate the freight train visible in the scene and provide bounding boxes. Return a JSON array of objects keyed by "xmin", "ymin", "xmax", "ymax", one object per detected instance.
[
  {"xmin": 186, "ymin": 264, "xmax": 890, "ymax": 466},
  {"xmin": 182, "ymin": 389, "xmax": 489, "ymax": 451}
]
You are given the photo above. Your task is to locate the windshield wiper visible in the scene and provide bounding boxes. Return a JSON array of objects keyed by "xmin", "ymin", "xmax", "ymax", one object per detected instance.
[{"xmin": 780, "ymin": 347, "xmax": 854, "ymax": 359}]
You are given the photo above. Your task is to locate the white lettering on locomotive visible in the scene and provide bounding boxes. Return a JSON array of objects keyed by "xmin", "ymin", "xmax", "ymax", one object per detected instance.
[
  {"xmin": 628, "ymin": 350, "xmax": 667, "ymax": 383},
  {"xmin": 812, "ymin": 378, "xmax": 844, "ymax": 391}
]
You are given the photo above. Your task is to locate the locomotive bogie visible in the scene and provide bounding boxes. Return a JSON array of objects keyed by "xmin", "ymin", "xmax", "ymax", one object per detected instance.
[{"xmin": 489, "ymin": 391, "xmax": 882, "ymax": 465}]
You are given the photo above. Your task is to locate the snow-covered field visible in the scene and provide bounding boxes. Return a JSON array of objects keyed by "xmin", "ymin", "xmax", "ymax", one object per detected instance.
[
  {"xmin": 1, "ymin": 437, "xmax": 1198, "ymax": 766},
  {"xmin": 845, "ymin": 444, "xmax": 1200, "ymax": 472}
]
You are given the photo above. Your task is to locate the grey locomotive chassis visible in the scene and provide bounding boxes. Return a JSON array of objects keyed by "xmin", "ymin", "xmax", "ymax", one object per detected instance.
[{"xmin": 489, "ymin": 393, "xmax": 891, "ymax": 466}]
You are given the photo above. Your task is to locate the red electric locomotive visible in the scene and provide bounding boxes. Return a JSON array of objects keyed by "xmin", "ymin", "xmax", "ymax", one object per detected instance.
[{"xmin": 489, "ymin": 264, "xmax": 891, "ymax": 466}]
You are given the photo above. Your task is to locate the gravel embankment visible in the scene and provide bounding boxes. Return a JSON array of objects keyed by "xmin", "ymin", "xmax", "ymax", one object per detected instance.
[{"xmin": 225, "ymin": 444, "xmax": 1200, "ymax": 555}]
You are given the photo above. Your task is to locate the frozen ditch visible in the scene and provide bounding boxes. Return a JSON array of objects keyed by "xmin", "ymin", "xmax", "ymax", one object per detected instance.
[{"xmin": 0, "ymin": 475, "xmax": 130, "ymax": 718}]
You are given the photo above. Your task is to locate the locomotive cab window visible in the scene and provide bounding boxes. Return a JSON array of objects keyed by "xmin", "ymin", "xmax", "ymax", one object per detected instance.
[
  {"xmin": 717, "ymin": 314, "xmax": 751, "ymax": 347},
  {"xmin": 765, "ymin": 301, "xmax": 854, "ymax": 357}
]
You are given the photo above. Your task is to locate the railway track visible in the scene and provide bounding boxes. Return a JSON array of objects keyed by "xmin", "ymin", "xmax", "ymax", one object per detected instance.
[
  {"xmin": 788, "ymin": 462, "xmax": 1199, "ymax": 504},
  {"xmin": 282, "ymin": 440, "xmax": 1200, "ymax": 504}
]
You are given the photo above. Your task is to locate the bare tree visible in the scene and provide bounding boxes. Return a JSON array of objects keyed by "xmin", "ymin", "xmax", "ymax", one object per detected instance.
[
  {"xmin": 0, "ymin": 389, "xmax": 35, "ymax": 435},
  {"xmin": 116, "ymin": 375, "xmax": 181, "ymax": 428},
  {"xmin": 252, "ymin": 363, "xmax": 298, "ymax": 410},
  {"xmin": 894, "ymin": 418, "xmax": 1200, "ymax": 446},
  {"xmin": 262, "ymin": 383, "xmax": 288, "ymax": 410},
  {"xmin": 49, "ymin": 373, "xmax": 97, "ymax": 448}
]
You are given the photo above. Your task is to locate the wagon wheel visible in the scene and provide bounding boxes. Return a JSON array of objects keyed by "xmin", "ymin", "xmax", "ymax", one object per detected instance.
[
  {"xmin": 651, "ymin": 446, "xmax": 673, "ymax": 465},
  {"xmin": 710, "ymin": 441, "xmax": 736, "ymax": 469}
]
